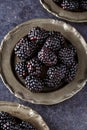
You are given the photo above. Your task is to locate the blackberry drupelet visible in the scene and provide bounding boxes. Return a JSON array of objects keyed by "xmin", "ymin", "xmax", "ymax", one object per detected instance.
[
  {"xmin": 38, "ymin": 47, "xmax": 57, "ymax": 66},
  {"xmin": 65, "ymin": 61, "xmax": 78, "ymax": 83},
  {"xmin": 80, "ymin": 0, "xmax": 87, "ymax": 11},
  {"xmin": 26, "ymin": 57, "xmax": 43, "ymax": 77},
  {"xmin": 15, "ymin": 62, "xmax": 28, "ymax": 79},
  {"xmin": 0, "ymin": 112, "xmax": 16, "ymax": 130},
  {"xmin": 14, "ymin": 38, "xmax": 24, "ymax": 53},
  {"xmin": 19, "ymin": 121, "xmax": 37, "ymax": 130},
  {"xmin": 58, "ymin": 47, "xmax": 75, "ymax": 66},
  {"xmin": 14, "ymin": 35, "xmax": 37, "ymax": 60},
  {"xmin": 28, "ymin": 27, "xmax": 49, "ymax": 44},
  {"xmin": 44, "ymin": 32, "xmax": 65, "ymax": 51},
  {"xmin": 45, "ymin": 65, "xmax": 67, "ymax": 88},
  {"xmin": 25, "ymin": 75, "xmax": 44, "ymax": 92},
  {"xmin": 66, "ymin": 40, "xmax": 77, "ymax": 54},
  {"xmin": 61, "ymin": 0, "xmax": 79, "ymax": 11}
]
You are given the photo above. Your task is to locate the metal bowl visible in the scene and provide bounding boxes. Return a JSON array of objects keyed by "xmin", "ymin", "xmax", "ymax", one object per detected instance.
[
  {"xmin": 0, "ymin": 101, "xmax": 49, "ymax": 130},
  {"xmin": 40, "ymin": 0, "xmax": 87, "ymax": 22},
  {"xmin": 0, "ymin": 19, "xmax": 87, "ymax": 105}
]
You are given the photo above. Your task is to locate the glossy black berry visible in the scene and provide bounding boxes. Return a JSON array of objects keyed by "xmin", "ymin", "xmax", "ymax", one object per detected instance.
[
  {"xmin": 14, "ymin": 35, "xmax": 37, "ymax": 60},
  {"xmin": 61, "ymin": 0, "xmax": 79, "ymax": 11},
  {"xmin": 58, "ymin": 47, "xmax": 75, "ymax": 66},
  {"xmin": 66, "ymin": 41, "xmax": 77, "ymax": 54},
  {"xmin": 26, "ymin": 57, "xmax": 43, "ymax": 77},
  {"xmin": 44, "ymin": 32, "xmax": 65, "ymax": 51},
  {"xmin": 0, "ymin": 112, "xmax": 37, "ymax": 130},
  {"xmin": 25, "ymin": 75, "xmax": 44, "ymax": 92},
  {"xmin": 0, "ymin": 112, "xmax": 17, "ymax": 130},
  {"xmin": 38, "ymin": 47, "xmax": 57, "ymax": 66},
  {"xmin": 45, "ymin": 65, "xmax": 67, "ymax": 88},
  {"xmin": 15, "ymin": 62, "xmax": 28, "ymax": 79},
  {"xmin": 53, "ymin": 0, "xmax": 87, "ymax": 12},
  {"xmin": 28, "ymin": 27, "xmax": 49, "ymax": 44},
  {"xmin": 65, "ymin": 61, "xmax": 78, "ymax": 83},
  {"xmin": 19, "ymin": 121, "xmax": 37, "ymax": 130}
]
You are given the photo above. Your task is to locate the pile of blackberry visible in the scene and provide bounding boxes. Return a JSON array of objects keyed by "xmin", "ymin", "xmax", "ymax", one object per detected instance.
[
  {"xmin": 0, "ymin": 111, "xmax": 37, "ymax": 130},
  {"xmin": 53, "ymin": 0, "xmax": 87, "ymax": 12},
  {"xmin": 14, "ymin": 26, "xmax": 78, "ymax": 93}
]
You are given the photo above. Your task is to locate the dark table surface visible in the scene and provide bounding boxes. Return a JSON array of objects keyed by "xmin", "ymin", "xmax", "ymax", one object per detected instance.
[{"xmin": 0, "ymin": 0, "xmax": 87, "ymax": 130}]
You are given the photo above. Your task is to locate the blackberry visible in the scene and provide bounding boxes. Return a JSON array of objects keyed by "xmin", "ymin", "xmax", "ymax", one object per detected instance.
[
  {"xmin": 0, "ymin": 112, "xmax": 16, "ymax": 130},
  {"xmin": 25, "ymin": 75, "xmax": 44, "ymax": 92},
  {"xmin": 0, "ymin": 112, "xmax": 37, "ymax": 130},
  {"xmin": 66, "ymin": 40, "xmax": 77, "ymax": 54},
  {"xmin": 45, "ymin": 65, "xmax": 66, "ymax": 88},
  {"xmin": 14, "ymin": 38, "xmax": 24, "ymax": 53},
  {"xmin": 28, "ymin": 27, "xmax": 49, "ymax": 44},
  {"xmin": 53, "ymin": 0, "xmax": 63, "ymax": 6},
  {"xmin": 44, "ymin": 33, "xmax": 65, "ymax": 51},
  {"xmin": 14, "ymin": 35, "xmax": 37, "ymax": 60},
  {"xmin": 26, "ymin": 57, "xmax": 43, "ymax": 77},
  {"xmin": 19, "ymin": 121, "xmax": 37, "ymax": 130},
  {"xmin": 15, "ymin": 62, "xmax": 28, "ymax": 79},
  {"xmin": 80, "ymin": 1, "xmax": 87, "ymax": 11},
  {"xmin": 38, "ymin": 47, "xmax": 57, "ymax": 66},
  {"xmin": 61, "ymin": 0, "xmax": 79, "ymax": 11},
  {"xmin": 58, "ymin": 47, "xmax": 75, "ymax": 66},
  {"xmin": 65, "ymin": 61, "xmax": 78, "ymax": 83}
]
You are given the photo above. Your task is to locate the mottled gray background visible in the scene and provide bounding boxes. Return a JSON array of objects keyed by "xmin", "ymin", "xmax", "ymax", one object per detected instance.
[{"xmin": 0, "ymin": 0, "xmax": 87, "ymax": 130}]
